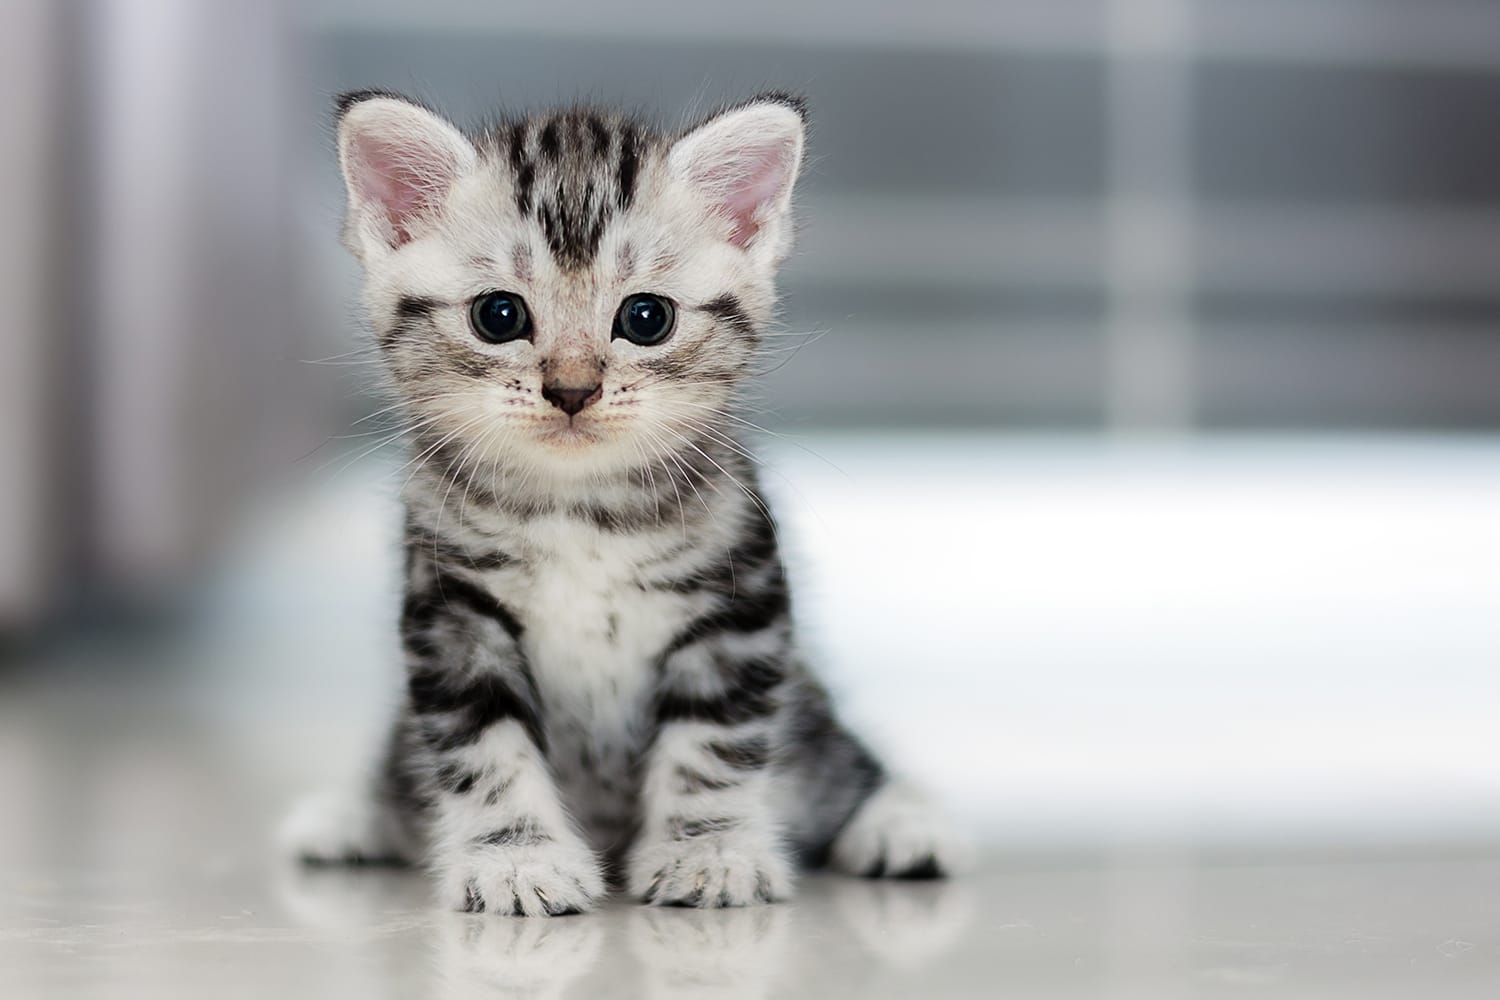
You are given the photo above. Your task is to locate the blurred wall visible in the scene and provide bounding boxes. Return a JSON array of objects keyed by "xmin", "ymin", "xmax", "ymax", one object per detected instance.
[
  {"xmin": 0, "ymin": 0, "xmax": 61, "ymax": 626},
  {"xmin": 3, "ymin": 0, "xmax": 1499, "ymax": 627},
  {"xmin": 2, "ymin": 1, "xmax": 306, "ymax": 628},
  {"xmin": 300, "ymin": 0, "xmax": 1500, "ymax": 430}
]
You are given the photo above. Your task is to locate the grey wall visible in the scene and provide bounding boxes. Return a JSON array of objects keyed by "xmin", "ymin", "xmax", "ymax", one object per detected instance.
[{"xmin": 297, "ymin": 0, "xmax": 1500, "ymax": 430}]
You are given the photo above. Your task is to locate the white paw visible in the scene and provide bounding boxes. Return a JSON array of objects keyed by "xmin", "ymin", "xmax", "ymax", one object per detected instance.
[
  {"xmin": 277, "ymin": 790, "xmax": 408, "ymax": 865},
  {"xmin": 442, "ymin": 833, "xmax": 605, "ymax": 917},
  {"xmin": 629, "ymin": 824, "xmax": 793, "ymax": 908},
  {"xmin": 830, "ymin": 780, "xmax": 969, "ymax": 879}
]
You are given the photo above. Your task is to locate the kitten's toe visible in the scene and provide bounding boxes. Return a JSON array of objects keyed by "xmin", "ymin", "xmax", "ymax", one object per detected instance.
[
  {"xmin": 628, "ymin": 828, "xmax": 793, "ymax": 908},
  {"xmin": 830, "ymin": 780, "xmax": 970, "ymax": 880},
  {"xmin": 278, "ymin": 790, "xmax": 409, "ymax": 866},
  {"xmin": 444, "ymin": 836, "xmax": 606, "ymax": 917}
]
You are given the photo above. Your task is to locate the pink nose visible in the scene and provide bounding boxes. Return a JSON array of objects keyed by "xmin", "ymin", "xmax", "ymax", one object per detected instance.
[{"xmin": 542, "ymin": 383, "xmax": 602, "ymax": 416}]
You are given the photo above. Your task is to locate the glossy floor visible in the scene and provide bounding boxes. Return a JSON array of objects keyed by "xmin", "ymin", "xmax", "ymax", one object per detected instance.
[
  {"xmin": 4, "ymin": 435, "xmax": 1499, "ymax": 996},
  {"xmin": 5, "ymin": 833, "xmax": 1500, "ymax": 998}
]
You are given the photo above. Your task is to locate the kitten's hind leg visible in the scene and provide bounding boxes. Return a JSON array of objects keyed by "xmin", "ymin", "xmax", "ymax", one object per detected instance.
[
  {"xmin": 829, "ymin": 779, "xmax": 969, "ymax": 880},
  {"xmin": 277, "ymin": 787, "xmax": 414, "ymax": 866}
]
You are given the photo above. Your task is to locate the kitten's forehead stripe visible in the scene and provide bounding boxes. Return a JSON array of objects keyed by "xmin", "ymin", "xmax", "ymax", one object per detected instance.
[
  {"xmin": 514, "ymin": 162, "xmax": 536, "ymax": 216},
  {"xmin": 616, "ymin": 124, "xmax": 640, "ymax": 211},
  {"xmin": 490, "ymin": 107, "xmax": 659, "ymax": 271},
  {"xmin": 588, "ymin": 116, "xmax": 610, "ymax": 156},
  {"xmin": 506, "ymin": 122, "xmax": 527, "ymax": 170},
  {"xmin": 538, "ymin": 120, "xmax": 561, "ymax": 161}
]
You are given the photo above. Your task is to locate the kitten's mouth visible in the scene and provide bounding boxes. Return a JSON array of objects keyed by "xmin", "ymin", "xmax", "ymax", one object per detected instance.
[{"xmin": 535, "ymin": 417, "xmax": 602, "ymax": 449}]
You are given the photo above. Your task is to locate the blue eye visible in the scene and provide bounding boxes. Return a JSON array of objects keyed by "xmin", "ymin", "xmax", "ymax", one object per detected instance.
[
  {"xmin": 613, "ymin": 294, "xmax": 676, "ymax": 346},
  {"xmin": 469, "ymin": 292, "xmax": 531, "ymax": 343}
]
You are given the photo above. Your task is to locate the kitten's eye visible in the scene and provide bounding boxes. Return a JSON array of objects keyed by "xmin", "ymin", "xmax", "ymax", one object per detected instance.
[
  {"xmin": 613, "ymin": 294, "xmax": 676, "ymax": 346},
  {"xmin": 469, "ymin": 291, "xmax": 531, "ymax": 343}
]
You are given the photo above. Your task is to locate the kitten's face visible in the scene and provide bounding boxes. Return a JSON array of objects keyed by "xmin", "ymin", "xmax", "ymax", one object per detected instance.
[{"xmin": 337, "ymin": 95, "xmax": 805, "ymax": 487}]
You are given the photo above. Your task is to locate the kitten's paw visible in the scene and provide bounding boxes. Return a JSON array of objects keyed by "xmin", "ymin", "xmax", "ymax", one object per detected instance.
[
  {"xmin": 278, "ymin": 790, "xmax": 409, "ymax": 865},
  {"xmin": 830, "ymin": 780, "xmax": 969, "ymax": 880},
  {"xmin": 628, "ymin": 825, "xmax": 793, "ymax": 908},
  {"xmin": 443, "ymin": 834, "xmax": 605, "ymax": 917}
]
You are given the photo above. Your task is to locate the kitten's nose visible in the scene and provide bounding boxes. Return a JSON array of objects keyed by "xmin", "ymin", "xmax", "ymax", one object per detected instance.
[{"xmin": 542, "ymin": 383, "xmax": 603, "ymax": 416}]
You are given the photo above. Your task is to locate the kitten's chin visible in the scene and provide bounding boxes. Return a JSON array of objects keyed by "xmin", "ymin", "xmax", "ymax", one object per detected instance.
[
  {"xmin": 520, "ymin": 421, "xmax": 634, "ymax": 480},
  {"xmin": 532, "ymin": 422, "xmax": 605, "ymax": 452}
]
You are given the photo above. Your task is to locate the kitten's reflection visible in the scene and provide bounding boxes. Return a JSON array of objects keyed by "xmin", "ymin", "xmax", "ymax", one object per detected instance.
[
  {"xmin": 280, "ymin": 861, "xmax": 970, "ymax": 999},
  {"xmin": 433, "ymin": 909, "xmax": 604, "ymax": 1000},
  {"xmin": 825, "ymin": 875, "xmax": 976, "ymax": 970},
  {"xmin": 626, "ymin": 904, "xmax": 791, "ymax": 1000}
]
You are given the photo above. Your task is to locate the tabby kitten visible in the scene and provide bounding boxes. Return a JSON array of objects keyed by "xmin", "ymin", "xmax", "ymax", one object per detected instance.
[{"xmin": 282, "ymin": 91, "xmax": 963, "ymax": 915}]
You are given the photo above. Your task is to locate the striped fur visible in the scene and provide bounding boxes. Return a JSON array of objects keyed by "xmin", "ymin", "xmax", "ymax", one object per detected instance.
[{"xmin": 280, "ymin": 92, "xmax": 962, "ymax": 915}]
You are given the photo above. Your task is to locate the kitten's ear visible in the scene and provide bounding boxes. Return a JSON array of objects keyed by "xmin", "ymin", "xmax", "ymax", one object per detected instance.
[
  {"xmin": 668, "ymin": 95, "xmax": 806, "ymax": 255},
  {"xmin": 335, "ymin": 91, "xmax": 476, "ymax": 261}
]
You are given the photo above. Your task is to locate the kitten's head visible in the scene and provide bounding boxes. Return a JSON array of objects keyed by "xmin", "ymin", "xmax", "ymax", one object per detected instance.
[{"xmin": 336, "ymin": 91, "xmax": 805, "ymax": 488}]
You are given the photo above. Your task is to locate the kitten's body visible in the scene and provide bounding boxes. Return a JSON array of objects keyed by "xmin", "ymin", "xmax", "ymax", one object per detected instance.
[{"xmin": 283, "ymin": 93, "xmax": 961, "ymax": 914}]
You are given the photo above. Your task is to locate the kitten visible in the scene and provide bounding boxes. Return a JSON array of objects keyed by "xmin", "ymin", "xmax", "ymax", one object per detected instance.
[{"xmin": 281, "ymin": 91, "xmax": 964, "ymax": 915}]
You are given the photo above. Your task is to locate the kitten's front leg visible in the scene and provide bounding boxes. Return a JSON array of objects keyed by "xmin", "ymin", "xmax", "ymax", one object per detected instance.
[
  {"xmin": 424, "ymin": 714, "xmax": 605, "ymax": 917},
  {"xmin": 405, "ymin": 572, "xmax": 604, "ymax": 917},
  {"xmin": 627, "ymin": 650, "xmax": 795, "ymax": 908}
]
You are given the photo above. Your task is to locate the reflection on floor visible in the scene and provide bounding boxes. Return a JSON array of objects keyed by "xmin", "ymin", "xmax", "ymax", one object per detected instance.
[
  {"xmin": 7, "ymin": 822, "xmax": 1500, "ymax": 999},
  {"xmin": 278, "ymin": 867, "xmax": 979, "ymax": 999}
]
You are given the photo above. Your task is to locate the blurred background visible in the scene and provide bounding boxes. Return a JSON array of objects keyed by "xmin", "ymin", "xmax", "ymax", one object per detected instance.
[{"xmin": 4, "ymin": 0, "xmax": 1500, "ymax": 860}]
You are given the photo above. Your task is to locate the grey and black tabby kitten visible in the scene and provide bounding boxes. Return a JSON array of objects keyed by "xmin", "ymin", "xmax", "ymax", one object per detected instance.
[{"xmin": 282, "ymin": 91, "xmax": 963, "ymax": 915}]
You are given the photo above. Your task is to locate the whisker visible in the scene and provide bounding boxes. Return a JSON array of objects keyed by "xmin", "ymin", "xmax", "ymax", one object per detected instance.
[
  {"xmin": 299, "ymin": 346, "xmax": 383, "ymax": 365},
  {"xmin": 643, "ymin": 425, "xmax": 717, "ymax": 538},
  {"xmin": 309, "ymin": 411, "xmax": 448, "ymax": 478},
  {"xmin": 663, "ymin": 398, "xmax": 846, "ymax": 476},
  {"xmin": 394, "ymin": 412, "xmax": 493, "ymax": 497},
  {"xmin": 665, "ymin": 428, "xmax": 776, "ymax": 530},
  {"xmin": 637, "ymin": 430, "xmax": 688, "ymax": 540}
]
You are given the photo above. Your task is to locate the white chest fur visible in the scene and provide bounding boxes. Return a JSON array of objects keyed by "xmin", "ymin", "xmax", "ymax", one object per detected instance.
[
  {"xmin": 502, "ymin": 515, "xmax": 691, "ymax": 705},
  {"xmin": 479, "ymin": 514, "xmax": 702, "ymax": 836}
]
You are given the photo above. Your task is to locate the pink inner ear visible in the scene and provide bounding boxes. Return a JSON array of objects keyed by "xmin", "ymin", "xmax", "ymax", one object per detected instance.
[
  {"xmin": 696, "ymin": 140, "xmax": 795, "ymax": 249},
  {"xmin": 723, "ymin": 152, "xmax": 790, "ymax": 247},
  {"xmin": 350, "ymin": 134, "xmax": 458, "ymax": 246}
]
